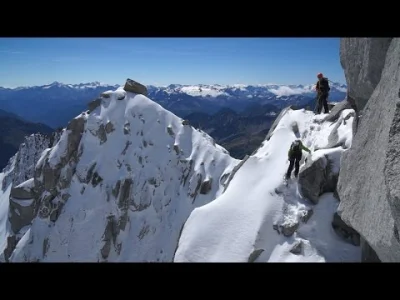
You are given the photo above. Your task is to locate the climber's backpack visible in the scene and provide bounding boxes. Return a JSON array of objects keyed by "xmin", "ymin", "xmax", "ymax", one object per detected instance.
[
  {"xmin": 319, "ymin": 78, "xmax": 330, "ymax": 94},
  {"xmin": 291, "ymin": 140, "xmax": 301, "ymax": 154}
]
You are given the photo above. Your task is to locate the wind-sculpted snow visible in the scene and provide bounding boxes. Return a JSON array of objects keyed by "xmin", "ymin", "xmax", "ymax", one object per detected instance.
[
  {"xmin": 175, "ymin": 106, "xmax": 361, "ymax": 262},
  {"xmin": 3, "ymin": 86, "xmax": 239, "ymax": 262}
]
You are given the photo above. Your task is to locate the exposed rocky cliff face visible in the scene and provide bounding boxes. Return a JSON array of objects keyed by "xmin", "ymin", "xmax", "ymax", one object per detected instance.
[
  {"xmin": 0, "ymin": 132, "xmax": 58, "ymax": 261},
  {"xmin": 1, "ymin": 133, "xmax": 60, "ymax": 191},
  {"xmin": 337, "ymin": 37, "xmax": 400, "ymax": 262},
  {"xmin": 0, "ymin": 110, "xmax": 54, "ymax": 170},
  {"xmin": 339, "ymin": 38, "xmax": 392, "ymax": 113}
]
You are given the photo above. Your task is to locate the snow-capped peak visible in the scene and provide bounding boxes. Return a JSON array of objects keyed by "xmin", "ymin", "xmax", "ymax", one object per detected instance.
[{"xmin": 0, "ymin": 82, "xmax": 239, "ymax": 262}]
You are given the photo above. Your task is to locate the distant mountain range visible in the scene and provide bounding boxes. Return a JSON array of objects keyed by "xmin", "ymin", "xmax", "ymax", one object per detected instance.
[
  {"xmin": 147, "ymin": 82, "xmax": 347, "ymax": 115},
  {"xmin": 0, "ymin": 82, "xmax": 120, "ymax": 129},
  {"xmin": 0, "ymin": 81, "xmax": 347, "ymax": 128},
  {"xmin": 185, "ymin": 104, "xmax": 280, "ymax": 159},
  {"xmin": 0, "ymin": 80, "xmax": 347, "ymax": 165}
]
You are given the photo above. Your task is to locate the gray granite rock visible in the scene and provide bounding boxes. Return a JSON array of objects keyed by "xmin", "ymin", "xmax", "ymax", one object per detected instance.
[{"xmin": 337, "ymin": 38, "xmax": 400, "ymax": 262}]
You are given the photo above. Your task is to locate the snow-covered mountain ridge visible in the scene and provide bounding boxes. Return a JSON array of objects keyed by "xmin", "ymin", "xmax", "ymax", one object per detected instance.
[
  {"xmin": 175, "ymin": 102, "xmax": 360, "ymax": 262},
  {"xmin": 0, "ymin": 82, "xmax": 239, "ymax": 262},
  {"xmin": 0, "ymin": 79, "xmax": 358, "ymax": 262}
]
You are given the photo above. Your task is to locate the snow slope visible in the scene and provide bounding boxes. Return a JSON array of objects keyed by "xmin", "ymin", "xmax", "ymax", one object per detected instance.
[
  {"xmin": 4, "ymin": 87, "xmax": 239, "ymax": 262},
  {"xmin": 174, "ymin": 107, "xmax": 361, "ymax": 262},
  {"xmin": 0, "ymin": 81, "xmax": 356, "ymax": 262}
]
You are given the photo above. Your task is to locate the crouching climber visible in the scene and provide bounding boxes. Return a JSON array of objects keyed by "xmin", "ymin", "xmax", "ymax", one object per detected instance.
[{"xmin": 285, "ymin": 139, "xmax": 311, "ymax": 180}]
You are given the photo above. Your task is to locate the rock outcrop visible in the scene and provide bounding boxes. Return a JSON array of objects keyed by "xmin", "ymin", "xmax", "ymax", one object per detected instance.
[
  {"xmin": 88, "ymin": 98, "xmax": 101, "ymax": 113},
  {"xmin": 1, "ymin": 115, "xmax": 86, "ymax": 260},
  {"xmin": 33, "ymin": 114, "xmax": 87, "ymax": 224},
  {"xmin": 12, "ymin": 133, "xmax": 60, "ymax": 187},
  {"xmin": 324, "ymin": 100, "xmax": 353, "ymax": 123},
  {"xmin": 0, "ymin": 132, "xmax": 57, "ymax": 261},
  {"xmin": 123, "ymin": 78, "xmax": 148, "ymax": 96},
  {"xmin": 1, "ymin": 133, "xmax": 57, "ymax": 191},
  {"xmin": 331, "ymin": 212, "xmax": 360, "ymax": 246},
  {"xmin": 298, "ymin": 152, "xmax": 339, "ymax": 204},
  {"xmin": 298, "ymin": 107, "xmax": 354, "ymax": 205},
  {"xmin": 9, "ymin": 179, "xmax": 36, "ymax": 234},
  {"xmin": 337, "ymin": 37, "xmax": 400, "ymax": 262}
]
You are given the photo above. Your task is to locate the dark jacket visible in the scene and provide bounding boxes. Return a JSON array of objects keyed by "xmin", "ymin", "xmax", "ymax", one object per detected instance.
[{"xmin": 316, "ymin": 77, "xmax": 330, "ymax": 95}]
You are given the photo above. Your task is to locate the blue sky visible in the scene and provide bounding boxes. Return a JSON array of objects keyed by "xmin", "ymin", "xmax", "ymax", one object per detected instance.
[{"xmin": 0, "ymin": 38, "xmax": 345, "ymax": 87}]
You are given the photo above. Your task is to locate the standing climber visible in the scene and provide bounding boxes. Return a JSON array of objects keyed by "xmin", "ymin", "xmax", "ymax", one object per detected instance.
[
  {"xmin": 285, "ymin": 139, "xmax": 311, "ymax": 180},
  {"xmin": 315, "ymin": 73, "xmax": 330, "ymax": 114}
]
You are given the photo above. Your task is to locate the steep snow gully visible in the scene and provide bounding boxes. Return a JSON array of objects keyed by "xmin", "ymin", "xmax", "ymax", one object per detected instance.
[{"xmin": 0, "ymin": 78, "xmax": 361, "ymax": 262}]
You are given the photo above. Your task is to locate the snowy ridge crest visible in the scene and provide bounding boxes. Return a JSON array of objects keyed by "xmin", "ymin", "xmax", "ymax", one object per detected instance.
[
  {"xmin": 0, "ymin": 78, "xmax": 358, "ymax": 262},
  {"xmin": 175, "ymin": 103, "xmax": 362, "ymax": 262},
  {"xmin": 1, "ymin": 83, "xmax": 239, "ymax": 262}
]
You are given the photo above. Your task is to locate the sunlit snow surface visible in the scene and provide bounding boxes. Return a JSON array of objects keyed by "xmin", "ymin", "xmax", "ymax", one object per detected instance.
[
  {"xmin": 0, "ymin": 86, "xmax": 358, "ymax": 262},
  {"xmin": 2, "ymin": 88, "xmax": 239, "ymax": 262},
  {"xmin": 175, "ymin": 108, "xmax": 360, "ymax": 262}
]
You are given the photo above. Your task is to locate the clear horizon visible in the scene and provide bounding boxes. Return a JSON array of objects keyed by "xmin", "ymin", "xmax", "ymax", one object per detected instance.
[{"xmin": 0, "ymin": 37, "xmax": 345, "ymax": 88}]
